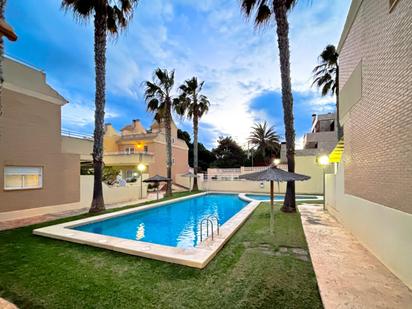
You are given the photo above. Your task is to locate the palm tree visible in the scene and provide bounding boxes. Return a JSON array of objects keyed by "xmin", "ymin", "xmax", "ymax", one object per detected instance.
[
  {"xmin": 241, "ymin": 0, "xmax": 298, "ymax": 212},
  {"xmin": 144, "ymin": 68, "xmax": 176, "ymax": 197},
  {"xmin": 249, "ymin": 121, "xmax": 280, "ymax": 164},
  {"xmin": 62, "ymin": 0, "xmax": 138, "ymax": 213},
  {"xmin": 176, "ymin": 77, "xmax": 210, "ymax": 191},
  {"xmin": 312, "ymin": 44, "xmax": 342, "ymax": 139}
]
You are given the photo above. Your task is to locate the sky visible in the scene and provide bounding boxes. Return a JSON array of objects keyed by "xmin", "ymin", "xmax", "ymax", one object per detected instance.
[{"xmin": 5, "ymin": 0, "xmax": 351, "ymax": 149}]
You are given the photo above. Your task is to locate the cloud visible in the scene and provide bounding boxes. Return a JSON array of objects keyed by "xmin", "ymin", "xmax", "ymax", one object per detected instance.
[
  {"xmin": 62, "ymin": 100, "xmax": 119, "ymax": 129},
  {"xmin": 7, "ymin": 0, "xmax": 351, "ymax": 147}
]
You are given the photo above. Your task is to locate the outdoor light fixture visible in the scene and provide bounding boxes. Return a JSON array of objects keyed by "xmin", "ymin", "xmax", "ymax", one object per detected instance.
[
  {"xmin": 137, "ymin": 163, "xmax": 146, "ymax": 199},
  {"xmin": 273, "ymin": 158, "xmax": 281, "ymax": 166},
  {"xmin": 318, "ymin": 155, "xmax": 330, "ymax": 166},
  {"xmin": 317, "ymin": 155, "xmax": 330, "ymax": 210}
]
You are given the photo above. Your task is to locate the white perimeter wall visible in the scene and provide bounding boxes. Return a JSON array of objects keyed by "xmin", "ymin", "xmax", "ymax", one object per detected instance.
[
  {"xmin": 176, "ymin": 156, "xmax": 324, "ymax": 195},
  {"xmin": 325, "ymin": 163, "xmax": 412, "ymax": 289},
  {"xmin": 80, "ymin": 175, "xmax": 148, "ymax": 205}
]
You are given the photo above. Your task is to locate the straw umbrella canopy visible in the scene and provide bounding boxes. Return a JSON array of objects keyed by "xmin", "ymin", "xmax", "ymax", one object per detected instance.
[
  {"xmin": 239, "ymin": 165, "xmax": 310, "ymax": 207},
  {"xmin": 143, "ymin": 175, "xmax": 171, "ymax": 200},
  {"xmin": 0, "ymin": 19, "xmax": 17, "ymax": 41},
  {"xmin": 181, "ymin": 171, "xmax": 197, "ymax": 191}
]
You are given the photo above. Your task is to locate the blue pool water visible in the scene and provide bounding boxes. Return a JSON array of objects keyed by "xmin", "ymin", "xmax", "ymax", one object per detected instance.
[
  {"xmin": 246, "ymin": 194, "xmax": 320, "ymax": 201},
  {"xmin": 73, "ymin": 194, "xmax": 248, "ymax": 248}
]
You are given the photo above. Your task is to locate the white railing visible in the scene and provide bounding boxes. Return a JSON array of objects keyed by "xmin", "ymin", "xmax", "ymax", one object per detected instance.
[
  {"xmin": 61, "ymin": 129, "xmax": 93, "ymax": 140},
  {"xmin": 105, "ymin": 151, "xmax": 154, "ymax": 156}
]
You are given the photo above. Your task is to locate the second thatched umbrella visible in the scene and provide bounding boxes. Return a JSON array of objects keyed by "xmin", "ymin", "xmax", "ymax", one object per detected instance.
[
  {"xmin": 181, "ymin": 171, "xmax": 197, "ymax": 191},
  {"xmin": 239, "ymin": 165, "xmax": 310, "ymax": 208},
  {"xmin": 143, "ymin": 175, "xmax": 171, "ymax": 200}
]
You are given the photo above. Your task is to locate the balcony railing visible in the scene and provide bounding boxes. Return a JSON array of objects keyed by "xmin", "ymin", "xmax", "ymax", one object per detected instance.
[{"xmin": 104, "ymin": 151, "xmax": 154, "ymax": 165}]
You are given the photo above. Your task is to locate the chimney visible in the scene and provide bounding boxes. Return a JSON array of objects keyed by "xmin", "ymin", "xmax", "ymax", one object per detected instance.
[
  {"xmin": 132, "ymin": 119, "xmax": 140, "ymax": 128},
  {"xmin": 311, "ymin": 114, "xmax": 317, "ymax": 124}
]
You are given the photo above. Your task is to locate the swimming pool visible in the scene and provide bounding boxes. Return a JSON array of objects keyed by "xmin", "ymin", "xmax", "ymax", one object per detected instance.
[
  {"xmin": 34, "ymin": 192, "xmax": 260, "ymax": 268},
  {"xmin": 73, "ymin": 194, "xmax": 248, "ymax": 248},
  {"xmin": 244, "ymin": 194, "xmax": 321, "ymax": 201}
]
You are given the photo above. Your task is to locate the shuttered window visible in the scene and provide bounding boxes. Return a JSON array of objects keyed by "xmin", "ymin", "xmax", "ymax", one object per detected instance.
[{"xmin": 4, "ymin": 166, "xmax": 43, "ymax": 190}]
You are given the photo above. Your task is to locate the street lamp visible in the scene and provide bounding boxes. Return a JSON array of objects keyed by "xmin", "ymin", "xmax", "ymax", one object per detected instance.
[
  {"xmin": 273, "ymin": 158, "xmax": 281, "ymax": 166},
  {"xmin": 318, "ymin": 155, "xmax": 330, "ymax": 210},
  {"xmin": 137, "ymin": 163, "xmax": 146, "ymax": 199}
]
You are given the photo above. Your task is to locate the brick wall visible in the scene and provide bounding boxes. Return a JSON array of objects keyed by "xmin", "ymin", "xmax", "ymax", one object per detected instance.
[{"xmin": 339, "ymin": 0, "xmax": 412, "ymax": 214}]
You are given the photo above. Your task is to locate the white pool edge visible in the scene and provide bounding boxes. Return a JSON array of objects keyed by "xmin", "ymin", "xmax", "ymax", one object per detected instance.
[
  {"xmin": 33, "ymin": 192, "xmax": 260, "ymax": 269},
  {"xmin": 238, "ymin": 193, "xmax": 323, "ymax": 203}
]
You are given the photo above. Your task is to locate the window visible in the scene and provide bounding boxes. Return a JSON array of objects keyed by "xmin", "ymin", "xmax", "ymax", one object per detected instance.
[
  {"xmin": 125, "ymin": 147, "xmax": 134, "ymax": 154},
  {"xmin": 144, "ymin": 145, "xmax": 148, "ymax": 153},
  {"xmin": 172, "ymin": 137, "xmax": 175, "ymax": 144},
  {"xmin": 4, "ymin": 166, "xmax": 43, "ymax": 190},
  {"xmin": 172, "ymin": 158, "xmax": 175, "ymax": 165}
]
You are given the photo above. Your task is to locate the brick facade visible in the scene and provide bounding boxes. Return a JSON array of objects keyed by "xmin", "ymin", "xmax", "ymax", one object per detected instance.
[{"xmin": 339, "ymin": 0, "xmax": 412, "ymax": 214}]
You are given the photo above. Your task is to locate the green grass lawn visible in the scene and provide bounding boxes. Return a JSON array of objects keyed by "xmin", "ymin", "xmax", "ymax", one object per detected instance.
[{"xmin": 0, "ymin": 194, "xmax": 322, "ymax": 309}]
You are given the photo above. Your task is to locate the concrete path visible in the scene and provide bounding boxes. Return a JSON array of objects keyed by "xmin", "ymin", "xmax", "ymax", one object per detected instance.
[
  {"xmin": 0, "ymin": 297, "xmax": 18, "ymax": 309},
  {"xmin": 0, "ymin": 193, "xmax": 163, "ymax": 231},
  {"xmin": 299, "ymin": 204, "xmax": 412, "ymax": 309}
]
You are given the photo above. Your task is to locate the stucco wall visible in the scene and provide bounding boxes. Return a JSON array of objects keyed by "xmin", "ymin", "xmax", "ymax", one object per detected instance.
[
  {"xmin": 338, "ymin": 0, "xmax": 412, "ymax": 214},
  {"xmin": 80, "ymin": 175, "xmax": 147, "ymax": 204},
  {"xmin": 326, "ymin": 163, "xmax": 412, "ymax": 289},
  {"xmin": 189, "ymin": 156, "xmax": 324, "ymax": 194},
  {"xmin": 0, "ymin": 89, "xmax": 80, "ymax": 213}
]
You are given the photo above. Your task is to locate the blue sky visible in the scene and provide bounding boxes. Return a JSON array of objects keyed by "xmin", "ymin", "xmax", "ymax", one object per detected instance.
[{"xmin": 6, "ymin": 0, "xmax": 351, "ymax": 149}]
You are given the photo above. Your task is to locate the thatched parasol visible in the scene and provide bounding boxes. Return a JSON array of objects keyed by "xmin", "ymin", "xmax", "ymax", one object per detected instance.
[
  {"xmin": 181, "ymin": 171, "xmax": 197, "ymax": 191},
  {"xmin": 239, "ymin": 165, "xmax": 310, "ymax": 207},
  {"xmin": 0, "ymin": 20, "xmax": 17, "ymax": 41},
  {"xmin": 143, "ymin": 175, "xmax": 171, "ymax": 200}
]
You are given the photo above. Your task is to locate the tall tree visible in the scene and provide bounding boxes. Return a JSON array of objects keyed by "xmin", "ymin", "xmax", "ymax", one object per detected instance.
[
  {"xmin": 249, "ymin": 121, "xmax": 280, "ymax": 164},
  {"xmin": 176, "ymin": 77, "xmax": 210, "ymax": 191},
  {"xmin": 0, "ymin": 0, "xmax": 6, "ymax": 117},
  {"xmin": 62, "ymin": 0, "xmax": 138, "ymax": 213},
  {"xmin": 212, "ymin": 136, "xmax": 246, "ymax": 168},
  {"xmin": 0, "ymin": 0, "xmax": 18, "ymax": 117},
  {"xmin": 312, "ymin": 44, "xmax": 342, "ymax": 139},
  {"xmin": 241, "ymin": 0, "xmax": 298, "ymax": 212},
  {"xmin": 144, "ymin": 68, "xmax": 176, "ymax": 197}
]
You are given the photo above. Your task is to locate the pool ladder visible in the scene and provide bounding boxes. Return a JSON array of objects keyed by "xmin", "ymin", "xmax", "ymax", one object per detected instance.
[{"xmin": 200, "ymin": 215, "xmax": 220, "ymax": 242}]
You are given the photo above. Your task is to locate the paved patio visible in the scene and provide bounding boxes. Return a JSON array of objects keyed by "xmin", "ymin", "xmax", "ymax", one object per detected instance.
[
  {"xmin": 0, "ymin": 193, "xmax": 163, "ymax": 231},
  {"xmin": 299, "ymin": 204, "xmax": 412, "ymax": 309}
]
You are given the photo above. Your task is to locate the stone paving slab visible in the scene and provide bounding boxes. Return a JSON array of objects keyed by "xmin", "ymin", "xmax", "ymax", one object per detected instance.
[
  {"xmin": 299, "ymin": 204, "xmax": 412, "ymax": 309},
  {"xmin": 0, "ymin": 297, "xmax": 18, "ymax": 309}
]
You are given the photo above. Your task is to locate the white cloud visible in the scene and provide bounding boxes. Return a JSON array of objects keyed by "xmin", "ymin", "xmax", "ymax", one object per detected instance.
[{"xmin": 62, "ymin": 101, "xmax": 119, "ymax": 128}]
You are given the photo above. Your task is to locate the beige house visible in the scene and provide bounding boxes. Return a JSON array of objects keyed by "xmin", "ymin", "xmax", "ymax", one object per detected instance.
[
  {"xmin": 104, "ymin": 119, "xmax": 189, "ymax": 182},
  {"xmin": 303, "ymin": 113, "xmax": 337, "ymax": 153},
  {"xmin": 325, "ymin": 0, "xmax": 412, "ymax": 288},
  {"xmin": 0, "ymin": 58, "xmax": 81, "ymax": 213}
]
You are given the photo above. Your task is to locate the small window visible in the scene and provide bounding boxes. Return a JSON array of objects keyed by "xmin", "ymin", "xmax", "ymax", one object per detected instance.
[
  {"xmin": 172, "ymin": 137, "xmax": 175, "ymax": 144},
  {"xmin": 144, "ymin": 145, "xmax": 148, "ymax": 153},
  {"xmin": 4, "ymin": 166, "xmax": 43, "ymax": 190},
  {"xmin": 125, "ymin": 147, "xmax": 134, "ymax": 154},
  {"xmin": 172, "ymin": 158, "xmax": 175, "ymax": 165}
]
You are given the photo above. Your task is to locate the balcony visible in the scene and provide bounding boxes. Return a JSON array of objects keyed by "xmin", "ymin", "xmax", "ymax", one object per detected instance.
[
  {"xmin": 104, "ymin": 151, "xmax": 154, "ymax": 166},
  {"xmin": 303, "ymin": 131, "xmax": 337, "ymax": 149}
]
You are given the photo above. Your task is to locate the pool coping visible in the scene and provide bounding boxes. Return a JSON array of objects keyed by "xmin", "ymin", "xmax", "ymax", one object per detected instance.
[
  {"xmin": 33, "ymin": 192, "xmax": 260, "ymax": 269},
  {"xmin": 238, "ymin": 193, "xmax": 323, "ymax": 203}
]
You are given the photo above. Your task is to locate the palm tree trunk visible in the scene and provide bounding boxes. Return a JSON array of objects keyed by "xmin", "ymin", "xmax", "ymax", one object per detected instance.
[
  {"xmin": 0, "ymin": 0, "xmax": 6, "ymax": 118},
  {"xmin": 192, "ymin": 114, "xmax": 199, "ymax": 191},
  {"xmin": 336, "ymin": 64, "xmax": 343, "ymax": 140},
  {"xmin": 90, "ymin": 11, "xmax": 107, "ymax": 214},
  {"xmin": 164, "ymin": 100, "xmax": 173, "ymax": 197},
  {"xmin": 274, "ymin": 2, "xmax": 296, "ymax": 213}
]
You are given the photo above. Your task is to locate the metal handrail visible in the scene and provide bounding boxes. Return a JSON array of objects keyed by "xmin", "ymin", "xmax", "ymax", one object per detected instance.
[
  {"xmin": 200, "ymin": 218, "xmax": 214, "ymax": 242},
  {"xmin": 207, "ymin": 215, "xmax": 219, "ymax": 235}
]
